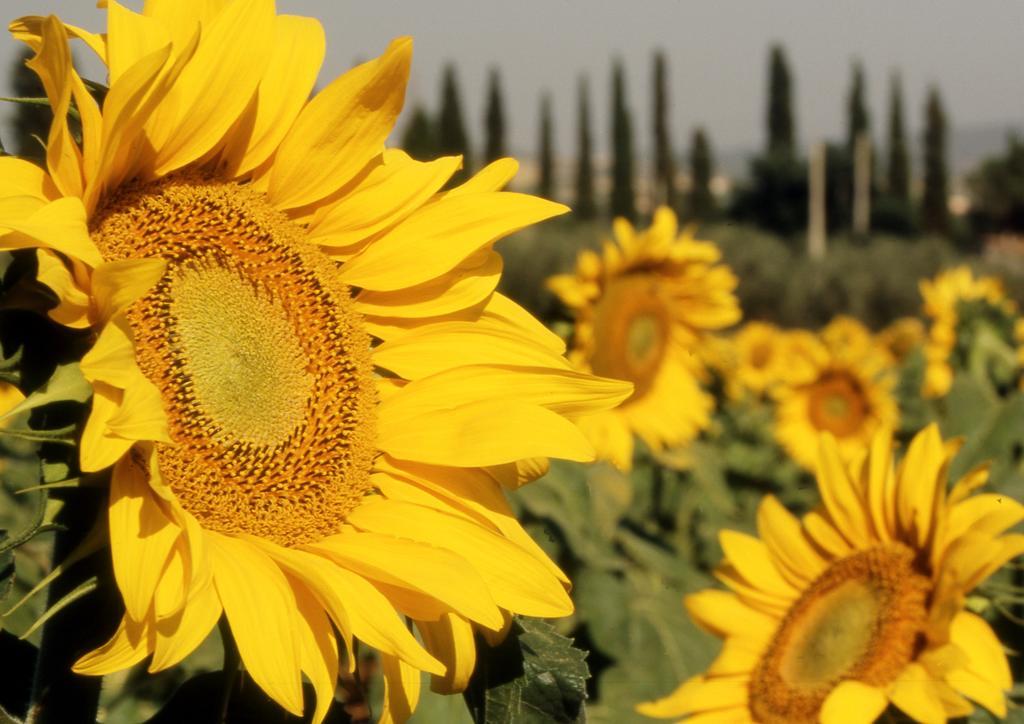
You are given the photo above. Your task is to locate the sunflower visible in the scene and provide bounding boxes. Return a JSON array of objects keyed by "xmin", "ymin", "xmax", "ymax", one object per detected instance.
[
  {"xmin": 731, "ymin": 322, "xmax": 787, "ymax": 398},
  {"xmin": 639, "ymin": 424, "xmax": 1024, "ymax": 723},
  {"xmin": 774, "ymin": 332, "xmax": 897, "ymax": 470},
  {"xmin": 920, "ymin": 266, "xmax": 1014, "ymax": 398},
  {"xmin": 3, "ymin": 5, "xmax": 631, "ymax": 722},
  {"xmin": 820, "ymin": 315, "xmax": 874, "ymax": 361},
  {"xmin": 546, "ymin": 206, "xmax": 740, "ymax": 470},
  {"xmin": 877, "ymin": 316, "xmax": 925, "ymax": 365}
]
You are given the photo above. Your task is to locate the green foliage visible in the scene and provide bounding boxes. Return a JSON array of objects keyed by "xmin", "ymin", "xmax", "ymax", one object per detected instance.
[
  {"xmin": 967, "ymin": 134, "xmax": 1024, "ymax": 234},
  {"xmin": 537, "ymin": 93, "xmax": 555, "ymax": 201},
  {"xmin": 708, "ymin": 226, "xmax": 958, "ymax": 328},
  {"xmin": 729, "ymin": 151, "xmax": 807, "ymax": 238},
  {"xmin": 483, "ymin": 68, "xmax": 506, "ymax": 164},
  {"xmin": 686, "ymin": 128, "xmax": 716, "ymax": 222},
  {"xmin": 846, "ymin": 61, "xmax": 870, "ymax": 154},
  {"xmin": 574, "ymin": 77, "xmax": 597, "ymax": 220},
  {"xmin": 651, "ymin": 51, "xmax": 675, "ymax": 210},
  {"xmin": 886, "ymin": 72, "xmax": 911, "ymax": 206},
  {"xmin": 922, "ymin": 85, "xmax": 951, "ymax": 236},
  {"xmin": 7, "ymin": 48, "xmax": 50, "ymax": 162},
  {"xmin": 438, "ymin": 64, "xmax": 472, "ymax": 184},
  {"xmin": 465, "ymin": 618, "xmax": 589, "ymax": 724},
  {"xmin": 610, "ymin": 60, "xmax": 635, "ymax": 221},
  {"xmin": 766, "ymin": 45, "xmax": 795, "ymax": 157}
]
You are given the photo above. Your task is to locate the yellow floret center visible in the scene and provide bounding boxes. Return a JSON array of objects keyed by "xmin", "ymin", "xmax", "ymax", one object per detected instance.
[
  {"xmin": 91, "ymin": 176, "xmax": 377, "ymax": 547},
  {"xmin": 807, "ymin": 370, "xmax": 869, "ymax": 437},
  {"xmin": 590, "ymin": 275, "xmax": 670, "ymax": 399}
]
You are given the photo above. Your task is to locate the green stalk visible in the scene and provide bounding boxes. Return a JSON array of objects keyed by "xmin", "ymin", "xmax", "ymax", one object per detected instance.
[{"xmin": 26, "ymin": 488, "xmax": 119, "ymax": 724}]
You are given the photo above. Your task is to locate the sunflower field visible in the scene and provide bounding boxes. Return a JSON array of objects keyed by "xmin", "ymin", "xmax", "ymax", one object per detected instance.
[{"xmin": 0, "ymin": 3, "xmax": 1022, "ymax": 724}]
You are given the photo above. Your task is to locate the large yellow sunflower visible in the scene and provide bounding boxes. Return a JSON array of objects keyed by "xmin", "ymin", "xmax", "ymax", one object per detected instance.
[
  {"xmin": 639, "ymin": 424, "xmax": 1024, "ymax": 723},
  {"xmin": 546, "ymin": 206, "xmax": 740, "ymax": 470},
  {"xmin": 920, "ymin": 266, "xmax": 1014, "ymax": 398},
  {"xmin": 3, "ymin": 4, "xmax": 631, "ymax": 722},
  {"xmin": 774, "ymin": 331, "xmax": 897, "ymax": 470}
]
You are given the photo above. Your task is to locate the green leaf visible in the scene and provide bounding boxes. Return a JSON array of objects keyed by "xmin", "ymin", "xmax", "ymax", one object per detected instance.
[
  {"xmin": 0, "ymin": 489, "xmax": 49, "ymax": 557},
  {"xmin": 19, "ymin": 575, "xmax": 97, "ymax": 640},
  {"xmin": 584, "ymin": 569, "xmax": 720, "ymax": 724},
  {"xmin": 0, "ymin": 546, "xmax": 13, "ymax": 609},
  {"xmin": 0, "ymin": 345, "xmax": 21, "ymax": 387},
  {"xmin": 0, "ymin": 362, "xmax": 91, "ymax": 422},
  {"xmin": 464, "ymin": 617, "xmax": 589, "ymax": 724},
  {"xmin": 587, "ymin": 465, "xmax": 633, "ymax": 539},
  {"xmin": 0, "ymin": 424, "xmax": 77, "ymax": 445},
  {"xmin": 514, "ymin": 462, "xmax": 620, "ymax": 566}
]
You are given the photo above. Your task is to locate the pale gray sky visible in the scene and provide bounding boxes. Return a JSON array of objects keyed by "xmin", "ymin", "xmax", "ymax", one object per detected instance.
[{"xmin": 2, "ymin": 0, "xmax": 1023, "ymax": 161}]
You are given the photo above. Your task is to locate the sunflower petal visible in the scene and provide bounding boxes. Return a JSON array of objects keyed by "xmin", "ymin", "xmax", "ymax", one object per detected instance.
[
  {"xmin": 73, "ymin": 614, "xmax": 154, "ymax": 675},
  {"xmin": 308, "ymin": 150, "xmax": 461, "ymax": 251},
  {"xmin": 355, "ymin": 250, "xmax": 501, "ymax": 321},
  {"xmin": 149, "ymin": 579, "xmax": 222, "ymax": 672},
  {"xmin": 108, "ymin": 451, "xmax": 180, "ymax": 621},
  {"xmin": 292, "ymin": 583, "xmax": 340, "ymax": 724},
  {"xmin": 150, "ymin": 0, "xmax": 275, "ymax": 175},
  {"xmin": 223, "ymin": 14, "xmax": 326, "ymax": 177},
  {"xmin": 756, "ymin": 495, "xmax": 826, "ymax": 587},
  {"xmin": 819, "ymin": 680, "xmax": 888, "ymax": 724},
  {"xmin": 251, "ymin": 540, "xmax": 442, "ymax": 676},
  {"xmin": 267, "ymin": 37, "xmax": 412, "ymax": 209},
  {"xmin": 684, "ymin": 589, "xmax": 776, "ymax": 640},
  {"xmin": 718, "ymin": 529, "xmax": 800, "ymax": 599},
  {"xmin": 345, "ymin": 499, "xmax": 573, "ymax": 618},
  {"xmin": 307, "ymin": 529, "xmax": 503, "ymax": 630},
  {"xmin": 209, "ymin": 533, "xmax": 304, "ymax": 716},
  {"xmin": 417, "ymin": 613, "xmax": 476, "ymax": 694},
  {"xmin": 0, "ymin": 197, "xmax": 101, "ymax": 267},
  {"xmin": 91, "ymin": 258, "xmax": 168, "ymax": 324},
  {"xmin": 379, "ymin": 652, "xmax": 421, "ymax": 724},
  {"xmin": 946, "ymin": 612, "xmax": 1010, "ymax": 717},
  {"xmin": 339, "ymin": 191, "xmax": 567, "ymax": 291},
  {"xmin": 25, "ymin": 16, "xmax": 83, "ymax": 198},
  {"xmin": 378, "ymin": 398, "xmax": 593, "ymax": 466},
  {"xmin": 0, "ymin": 156, "xmax": 58, "ymax": 200}
]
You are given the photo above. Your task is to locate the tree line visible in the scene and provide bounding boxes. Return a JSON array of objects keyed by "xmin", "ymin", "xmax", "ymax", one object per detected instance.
[{"xmin": 401, "ymin": 47, "xmax": 965, "ymax": 245}]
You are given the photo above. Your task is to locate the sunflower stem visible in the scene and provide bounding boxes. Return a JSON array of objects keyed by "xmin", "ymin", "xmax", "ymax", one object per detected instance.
[
  {"xmin": 217, "ymin": 617, "xmax": 241, "ymax": 723},
  {"xmin": 26, "ymin": 488, "xmax": 119, "ymax": 724}
]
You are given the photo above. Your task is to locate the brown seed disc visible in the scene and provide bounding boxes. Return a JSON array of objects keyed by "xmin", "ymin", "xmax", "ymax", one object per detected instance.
[
  {"xmin": 749, "ymin": 544, "xmax": 930, "ymax": 724},
  {"xmin": 91, "ymin": 176, "xmax": 377, "ymax": 547}
]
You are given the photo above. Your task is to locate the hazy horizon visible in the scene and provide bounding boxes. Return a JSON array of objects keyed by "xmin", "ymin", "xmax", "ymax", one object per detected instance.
[{"xmin": 2, "ymin": 1, "xmax": 1023, "ymax": 167}]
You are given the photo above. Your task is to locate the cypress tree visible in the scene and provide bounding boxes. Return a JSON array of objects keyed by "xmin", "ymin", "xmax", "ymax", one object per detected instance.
[
  {"xmin": 922, "ymin": 86, "xmax": 950, "ymax": 234},
  {"xmin": 438, "ymin": 63, "xmax": 472, "ymax": 183},
  {"xmin": 688, "ymin": 127, "xmax": 716, "ymax": 221},
  {"xmin": 610, "ymin": 60, "xmax": 636, "ymax": 221},
  {"xmin": 483, "ymin": 67, "xmax": 506, "ymax": 163},
  {"xmin": 400, "ymin": 104, "xmax": 436, "ymax": 161},
  {"xmin": 652, "ymin": 50, "xmax": 675, "ymax": 209},
  {"xmin": 886, "ymin": 72, "xmax": 910, "ymax": 203},
  {"xmin": 537, "ymin": 93, "xmax": 555, "ymax": 200},
  {"xmin": 575, "ymin": 76, "xmax": 597, "ymax": 219},
  {"xmin": 8, "ymin": 47, "xmax": 50, "ymax": 162},
  {"xmin": 766, "ymin": 44, "xmax": 795, "ymax": 158},
  {"xmin": 846, "ymin": 62, "xmax": 870, "ymax": 153}
]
